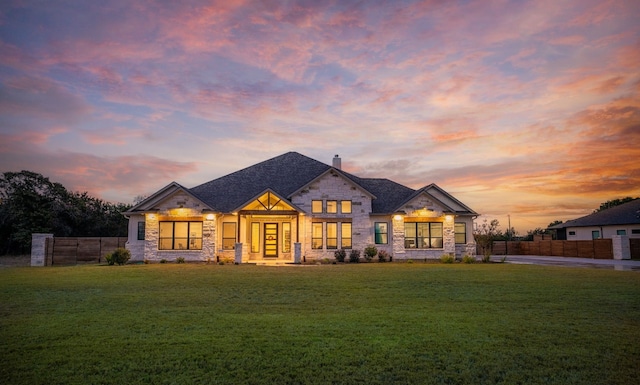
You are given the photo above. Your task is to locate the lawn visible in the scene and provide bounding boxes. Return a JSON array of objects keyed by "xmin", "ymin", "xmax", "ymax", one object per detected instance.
[{"xmin": 1, "ymin": 263, "xmax": 639, "ymax": 384}]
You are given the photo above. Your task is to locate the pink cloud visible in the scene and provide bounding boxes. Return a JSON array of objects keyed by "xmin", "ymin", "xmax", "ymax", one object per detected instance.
[
  {"xmin": 80, "ymin": 126, "xmax": 152, "ymax": 145},
  {"xmin": 0, "ymin": 139, "xmax": 199, "ymax": 203},
  {"xmin": 549, "ymin": 35, "xmax": 586, "ymax": 46},
  {"xmin": 0, "ymin": 76, "xmax": 92, "ymax": 123}
]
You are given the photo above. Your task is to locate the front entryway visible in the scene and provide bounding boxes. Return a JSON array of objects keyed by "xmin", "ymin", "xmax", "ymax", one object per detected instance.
[{"xmin": 264, "ymin": 223, "xmax": 278, "ymax": 258}]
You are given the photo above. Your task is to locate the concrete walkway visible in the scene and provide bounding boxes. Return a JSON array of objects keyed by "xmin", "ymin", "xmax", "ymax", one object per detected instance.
[{"xmin": 491, "ymin": 255, "xmax": 640, "ymax": 271}]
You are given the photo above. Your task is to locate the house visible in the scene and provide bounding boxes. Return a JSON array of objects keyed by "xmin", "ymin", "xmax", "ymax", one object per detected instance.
[
  {"xmin": 123, "ymin": 152, "xmax": 478, "ymax": 263},
  {"xmin": 549, "ymin": 199, "xmax": 640, "ymax": 240}
]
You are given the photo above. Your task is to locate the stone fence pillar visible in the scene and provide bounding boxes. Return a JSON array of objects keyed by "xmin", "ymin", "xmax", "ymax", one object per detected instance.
[
  {"xmin": 612, "ymin": 235, "xmax": 630, "ymax": 260},
  {"xmin": 31, "ymin": 233, "xmax": 53, "ymax": 266}
]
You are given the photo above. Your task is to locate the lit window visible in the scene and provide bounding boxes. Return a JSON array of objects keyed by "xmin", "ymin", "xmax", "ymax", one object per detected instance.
[
  {"xmin": 312, "ymin": 200, "xmax": 323, "ymax": 213},
  {"xmin": 159, "ymin": 221, "xmax": 202, "ymax": 250},
  {"xmin": 222, "ymin": 222, "xmax": 236, "ymax": 250},
  {"xmin": 404, "ymin": 222, "xmax": 443, "ymax": 249},
  {"xmin": 455, "ymin": 223, "xmax": 466, "ymax": 244},
  {"xmin": 251, "ymin": 222, "xmax": 260, "ymax": 253},
  {"xmin": 591, "ymin": 230, "xmax": 600, "ymax": 240},
  {"xmin": 374, "ymin": 222, "xmax": 388, "ymax": 244},
  {"xmin": 341, "ymin": 222, "xmax": 352, "ymax": 249},
  {"xmin": 137, "ymin": 222, "xmax": 145, "ymax": 241},
  {"xmin": 283, "ymin": 222, "xmax": 291, "ymax": 253},
  {"xmin": 326, "ymin": 200, "xmax": 337, "ymax": 214},
  {"xmin": 312, "ymin": 223, "xmax": 323, "ymax": 249},
  {"xmin": 327, "ymin": 223, "xmax": 337, "ymax": 249},
  {"xmin": 341, "ymin": 201, "xmax": 352, "ymax": 214}
]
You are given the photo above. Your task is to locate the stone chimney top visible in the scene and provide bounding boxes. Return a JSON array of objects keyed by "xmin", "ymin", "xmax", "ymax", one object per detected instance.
[{"xmin": 332, "ymin": 154, "xmax": 341, "ymax": 170}]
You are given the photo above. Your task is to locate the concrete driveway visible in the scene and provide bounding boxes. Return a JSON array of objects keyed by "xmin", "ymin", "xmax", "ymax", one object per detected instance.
[{"xmin": 490, "ymin": 255, "xmax": 640, "ymax": 271}]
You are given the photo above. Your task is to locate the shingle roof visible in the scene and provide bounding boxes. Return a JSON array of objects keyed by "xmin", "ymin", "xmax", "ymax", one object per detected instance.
[
  {"xmin": 344, "ymin": 176, "xmax": 415, "ymax": 213},
  {"xmin": 189, "ymin": 152, "xmax": 330, "ymax": 212},
  {"xmin": 549, "ymin": 199, "xmax": 640, "ymax": 229},
  {"xmin": 187, "ymin": 151, "xmax": 475, "ymax": 215}
]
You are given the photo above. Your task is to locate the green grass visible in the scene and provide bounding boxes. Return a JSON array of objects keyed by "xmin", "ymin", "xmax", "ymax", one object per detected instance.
[{"xmin": 1, "ymin": 264, "xmax": 639, "ymax": 384}]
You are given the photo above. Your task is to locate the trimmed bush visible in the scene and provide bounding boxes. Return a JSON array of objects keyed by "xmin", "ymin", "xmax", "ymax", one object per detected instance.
[
  {"xmin": 363, "ymin": 246, "xmax": 377, "ymax": 262},
  {"xmin": 176, "ymin": 257, "xmax": 185, "ymax": 264},
  {"xmin": 105, "ymin": 248, "xmax": 131, "ymax": 266},
  {"xmin": 378, "ymin": 250, "xmax": 390, "ymax": 262},
  {"xmin": 462, "ymin": 255, "xmax": 476, "ymax": 264},
  {"xmin": 349, "ymin": 249, "xmax": 361, "ymax": 263},
  {"xmin": 334, "ymin": 249, "xmax": 346, "ymax": 263},
  {"xmin": 440, "ymin": 253, "xmax": 455, "ymax": 264}
]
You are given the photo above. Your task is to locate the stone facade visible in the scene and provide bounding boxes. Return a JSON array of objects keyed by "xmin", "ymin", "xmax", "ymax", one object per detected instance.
[
  {"xmin": 291, "ymin": 170, "xmax": 373, "ymax": 261},
  {"xmin": 124, "ymin": 156, "xmax": 477, "ymax": 263}
]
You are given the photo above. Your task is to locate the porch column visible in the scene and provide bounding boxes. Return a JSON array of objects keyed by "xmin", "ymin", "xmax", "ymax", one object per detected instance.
[
  {"xmin": 294, "ymin": 243, "xmax": 301, "ymax": 264},
  {"xmin": 392, "ymin": 215, "xmax": 405, "ymax": 256},
  {"xmin": 234, "ymin": 243, "xmax": 243, "ymax": 264}
]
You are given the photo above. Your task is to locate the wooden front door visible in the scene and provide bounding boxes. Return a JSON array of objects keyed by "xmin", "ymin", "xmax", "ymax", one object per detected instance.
[{"xmin": 264, "ymin": 223, "xmax": 278, "ymax": 258}]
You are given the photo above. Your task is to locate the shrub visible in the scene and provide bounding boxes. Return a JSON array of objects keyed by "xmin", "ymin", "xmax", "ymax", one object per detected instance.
[
  {"xmin": 462, "ymin": 254, "xmax": 476, "ymax": 264},
  {"xmin": 378, "ymin": 250, "xmax": 390, "ymax": 262},
  {"xmin": 105, "ymin": 248, "xmax": 131, "ymax": 266},
  {"xmin": 349, "ymin": 249, "xmax": 361, "ymax": 263},
  {"xmin": 334, "ymin": 249, "xmax": 346, "ymax": 263},
  {"xmin": 176, "ymin": 257, "xmax": 185, "ymax": 264},
  {"xmin": 363, "ymin": 246, "xmax": 378, "ymax": 262},
  {"xmin": 482, "ymin": 254, "xmax": 492, "ymax": 263},
  {"xmin": 160, "ymin": 259, "xmax": 167, "ymax": 264},
  {"xmin": 440, "ymin": 253, "xmax": 455, "ymax": 264}
]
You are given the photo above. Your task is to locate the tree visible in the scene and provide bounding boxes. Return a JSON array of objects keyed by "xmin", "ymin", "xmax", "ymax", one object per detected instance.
[
  {"xmin": 0, "ymin": 171, "xmax": 131, "ymax": 255},
  {"xmin": 548, "ymin": 220, "xmax": 563, "ymax": 227},
  {"xmin": 523, "ymin": 228, "xmax": 547, "ymax": 241},
  {"xmin": 594, "ymin": 197, "xmax": 637, "ymax": 213},
  {"xmin": 473, "ymin": 219, "xmax": 502, "ymax": 258}
]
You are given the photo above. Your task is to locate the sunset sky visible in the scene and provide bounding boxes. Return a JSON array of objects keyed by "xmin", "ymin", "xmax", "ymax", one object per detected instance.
[{"xmin": 1, "ymin": 0, "xmax": 639, "ymax": 234}]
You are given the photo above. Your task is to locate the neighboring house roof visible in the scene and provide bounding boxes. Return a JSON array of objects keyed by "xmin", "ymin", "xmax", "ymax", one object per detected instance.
[
  {"xmin": 128, "ymin": 152, "xmax": 478, "ymax": 216},
  {"xmin": 549, "ymin": 199, "xmax": 640, "ymax": 229}
]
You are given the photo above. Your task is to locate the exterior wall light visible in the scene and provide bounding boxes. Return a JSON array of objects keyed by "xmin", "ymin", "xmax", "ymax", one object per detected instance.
[
  {"xmin": 445, "ymin": 214, "xmax": 453, "ymax": 221},
  {"xmin": 205, "ymin": 214, "xmax": 215, "ymax": 221}
]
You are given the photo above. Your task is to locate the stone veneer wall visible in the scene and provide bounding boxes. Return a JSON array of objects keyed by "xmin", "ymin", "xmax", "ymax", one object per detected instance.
[
  {"xmin": 291, "ymin": 171, "xmax": 372, "ymax": 261},
  {"xmin": 135, "ymin": 191, "xmax": 216, "ymax": 262}
]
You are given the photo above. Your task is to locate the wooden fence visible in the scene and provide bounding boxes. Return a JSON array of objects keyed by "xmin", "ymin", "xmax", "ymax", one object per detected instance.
[
  {"xmin": 490, "ymin": 239, "xmax": 614, "ymax": 259},
  {"xmin": 631, "ymin": 239, "xmax": 640, "ymax": 259},
  {"xmin": 45, "ymin": 237, "xmax": 128, "ymax": 266}
]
